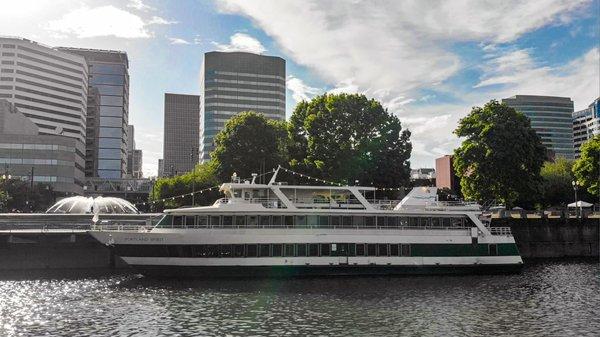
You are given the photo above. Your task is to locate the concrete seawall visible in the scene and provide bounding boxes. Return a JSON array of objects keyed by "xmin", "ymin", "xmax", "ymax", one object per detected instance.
[{"xmin": 491, "ymin": 218, "xmax": 599, "ymax": 258}]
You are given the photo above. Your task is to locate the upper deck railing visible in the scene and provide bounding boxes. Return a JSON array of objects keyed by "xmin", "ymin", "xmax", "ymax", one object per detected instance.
[{"xmin": 218, "ymin": 197, "xmax": 401, "ymax": 210}]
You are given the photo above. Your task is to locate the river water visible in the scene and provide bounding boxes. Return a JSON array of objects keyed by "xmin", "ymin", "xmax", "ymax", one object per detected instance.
[{"xmin": 1, "ymin": 259, "xmax": 598, "ymax": 336}]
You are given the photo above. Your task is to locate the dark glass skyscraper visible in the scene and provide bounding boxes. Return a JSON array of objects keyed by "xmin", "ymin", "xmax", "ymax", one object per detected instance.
[
  {"xmin": 163, "ymin": 93, "xmax": 200, "ymax": 176},
  {"xmin": 502, "ymin": 95, "xmax": 574, "ymax": 159},
  {"xmin": 200, "ymin": 52, "xmax": 285, "ymax": 162},
  {"xmin": 58, "ymin": 48, "xmax": 129, "ymax": 178}
]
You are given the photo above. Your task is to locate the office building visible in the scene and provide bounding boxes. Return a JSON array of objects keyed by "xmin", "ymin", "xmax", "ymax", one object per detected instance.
[
  {"xmin": 573, "ymin": 97, "xmax": 600, "ymax": 157},
  {"xmin": 0, "ymin": 99, "xmax": 84, "ymax": 194},
  {"xmin": 200, "ymin": 51, "xmax": 286, "ymax": 161},
  {"xmin": 0, "ymin": 37, "xmax": 88, "ymax": 143},
  {"xmin": 157, "ymin": 159, "xmax": 164, "ymax": 177},
  {"xmin": 163, "ymin": 93, "xmax": 200, "ymax": 176},
  {"xmin": 435, "ymin": 155, "xmax": 459, "ymax": 192},
  {"xmin": 57, "ymin": 47, "xmax": 129, "ymax": 179},
  {"xmin": 502, "ymin": 95, "xmax": 574, "ymax": 159},
  {"xmin": 131, "ymin": 149, "xmax": 143, "ymax": 178},
  {"xmin": 410, "ymin": 168, "xmax": 436, "ymax": 180}
]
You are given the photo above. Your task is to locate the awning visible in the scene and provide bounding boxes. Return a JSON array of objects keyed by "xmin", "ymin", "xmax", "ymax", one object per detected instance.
[{"xmin": 567, "ymin": 201, "xmax": 593, "ymax": 208}]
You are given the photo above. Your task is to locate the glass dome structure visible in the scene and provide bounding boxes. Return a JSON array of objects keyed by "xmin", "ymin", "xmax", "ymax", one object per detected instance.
[{"xmin": 46, "ymin": 196, "xmax": 139, "ymax": 214}]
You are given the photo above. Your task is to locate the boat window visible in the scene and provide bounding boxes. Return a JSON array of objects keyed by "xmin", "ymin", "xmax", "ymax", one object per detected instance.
[
  {"xmin": 489, "ymin": 244, "xmax": 498, "ymax": 256},
  {"xmin": 223, "ymin": 216, "xmax": 233, "ymax": 227},
  {"xmin": 318, "ymin": 216, "xmax": 329, "ymax": 227},
  {"xmin": 197, "ymin": 216, "xmax": 208, "ymax": 227},
  {"xmin": 210, "ymin": 215, "xmax": 220, "ymax": 227},
  {"xmin": 365, "ymin": 216, "xmax": 375, "ymax": 228},
  {"xmin": 193, "ymin": 245, "xmax": 207, "ymax": 257},
  {"xmin": 246, "ymin": 244, "xmax": 258, "ymax": 257},
  {"xmin": 259, "ymin": 244, "xmax": 271, "ymax": 257},
  {"xmin": 377, "ymin": 217, "xmax": 386, "ymax": 227},
  {"xmin": 181, "ymin": 246, "xmax": 192, "ymax": 257},
  {"xmin": 390, "ymin": 244, "xmax": 399, "ymax": 256},
  {"xmin": 185, "ymin": 216, "xmax": 195, "ymax": 227},
  {"xmin": 284, "ymin": 216, "xmax": 294, "ymax": 227},
  {"xmin": 296, "ymin": 243, "xmax": 307, "ymax": 257},
  {"xmin": 259, "ymin": 216, "xmax": 270, "ymax": 227},
  {"xmin": 308, "ymin": 244, "xmax": 319, "ymax": 256},
  {"xmin": 320, "ymin": 244, "xmax": 330, "ymax": 256},
  {"xmin": 431, "ymin": 217, "xmax": 440, "ymax": 227},
  {"xmin": 356, "ymin": 244, "xmax": 365, "ymax": 256},
  {"xmin": 206, "ymin": 245, "xmax": 220, "ymax": 257},
  {"xmin": 172, "ymin": 216, "xmax": 184, "ymax": 228},
  {"xmin": 378, "ymin": 244, "xmax": 388, "ymax": 256},
  {"xmin": 401, "ymin": 244, "xmax": 410, "ymax": 257},
  {"xmin": 220, "ymin": 245, "xmax": 233, "ymax": 257},
  {"xmin": 342, "ymin": 216, "xmax": 352, "ymax": 227},
  {"xmin": 284, "ymin": 244, "xmax": 294, "ymax": 257},
  {"xmin": 167, "ymin": 245, "xmax": 179, "ymax": 257},
  {"xmin": 235, "ymin": 215, "xmax": 245, "ymax": 227},
  {"xmin": 367, "ymin": 244, "xmax": 377, "ymax": 256},
  {"xmin": 399, "ymin": 217, "xmax": 408, "ymax": 226},
  {"xmin": 296, "ymin": 215, "xmax": 306, "ymax": 227},
  {"xmin": 331, "ymin": 216, "xmax": 341, "ymax": 227},
  {"xmin": 307, "ymin": 215, "xmax": 318, "ymax": 227},
  {"xmin": 247, "ymin": 216, "xmax": 258, "ymax": 227},
  {"xmin": 272, "ymin": 244, "xmax": 283, "ymax": 257},
  {"xmin": 352, "ymin": 216, "xmax": 364, "ymax": 227},
  {"xmin": 272, "ymin": 216, "xmax": 283, "ymax": 227},
  {"xmin": 234, "ymin": 245, "xmax": 244, "ymax": 257},
  {"xmin": 156, "ymin": 215, "xmax": 172, "ymax": 228},
  {"xmin": 348, "ymin": 243, "xmax": 356, "ymax": 256}
]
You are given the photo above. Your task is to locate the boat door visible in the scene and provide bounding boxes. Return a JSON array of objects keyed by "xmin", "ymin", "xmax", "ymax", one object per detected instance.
[{"xmin": 333, "ymin": 243, "xmax": 348, "ymax": 265}]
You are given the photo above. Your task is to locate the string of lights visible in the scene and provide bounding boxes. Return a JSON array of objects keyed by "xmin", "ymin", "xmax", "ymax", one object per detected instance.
[
  {"xmin": 135, "ymin": 185, "xmax": 221, "ymax": 206},
  {"xmin": 278, "ymin": 166, "xmax": 406, "ymax": 191}
]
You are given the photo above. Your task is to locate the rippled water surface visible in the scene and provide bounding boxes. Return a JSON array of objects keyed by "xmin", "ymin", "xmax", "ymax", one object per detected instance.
[{"xmin": 1, "ymin": 260, "xmax": 599, "ymax": 336}]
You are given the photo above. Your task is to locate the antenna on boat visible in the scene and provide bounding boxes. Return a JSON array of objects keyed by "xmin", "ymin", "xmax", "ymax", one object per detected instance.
[
  {"xmin": 251, "ymin": 173, "xmax": 258, "ymax": 184},
  {"xmin": 268, "ymin": 165, "xmax": 281, "ymax": 185}
]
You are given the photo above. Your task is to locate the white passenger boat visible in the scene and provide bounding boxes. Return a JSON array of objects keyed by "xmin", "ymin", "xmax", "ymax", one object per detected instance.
[{"xmin": 89, "ymin": 168, "xmax": 523, "ymax": 277}]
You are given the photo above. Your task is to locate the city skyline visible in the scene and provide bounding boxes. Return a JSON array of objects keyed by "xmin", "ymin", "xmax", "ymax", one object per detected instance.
[{"xmin": 1, "ymin": 0, "xmax": 598, "ymax": 176}]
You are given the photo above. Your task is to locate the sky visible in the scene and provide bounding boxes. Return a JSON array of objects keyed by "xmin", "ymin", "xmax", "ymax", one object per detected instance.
[{"xmin": 1, "ymin": 0, "xmax": 598, "ymax": 177}]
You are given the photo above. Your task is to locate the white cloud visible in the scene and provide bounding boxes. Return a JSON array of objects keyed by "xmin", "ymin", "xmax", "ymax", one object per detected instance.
[
  {"xmin": 287, "ymin": 76, "xmax": 321, "ymax": 102},
  {"xmin": 213, "ymin": 33, "xmax": 266, "ymax": 54},
  {"xmin": 148, "ymin": 16, "xmax": 177, "ymax": 25},
  {"xmin": 218, "ymin": 0, "xmax": 595, "ymax": 167},
  {"xmin": 169, "ymin": 37, "xmax": 190, "ymax": 45},
  {"xmin": 46, "ymin": 6, "xmax": 152, "ymax": 38},
  {"xmin": 127, "ymin": 0, "xmax": 155, "ymax": 11}
]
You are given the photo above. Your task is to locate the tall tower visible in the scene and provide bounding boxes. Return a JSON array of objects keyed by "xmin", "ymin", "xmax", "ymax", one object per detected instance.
[
  {"xmin": 200, "ymin": 51, "xmax": 286, "ymax": 162},
  {"xmin": 163, "ymin": 93, "xmax": 200, "ymax": 176}
]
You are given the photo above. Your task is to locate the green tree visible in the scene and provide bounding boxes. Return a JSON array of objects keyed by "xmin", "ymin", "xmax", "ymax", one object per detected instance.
[
  {"xmin": 573, "ymin": 135, "xmax": 600, "ymax": 196},
  {"xmin": 0, "ymin": 179, "xmax": 55, "ymax": 212},
  {"xmin": 540, "ymin": 158, "xmax": 575, "ymax": 207},
  {"xmin": 288, "ymin": 93, "xmax": 411, "ymax": 187},
  {"xmin": 453, "ymin": 100, "xmax": 546, "ymax": 208},
  {"xmin": 211, "ymin": 111, "xmax": 289, "ymax": 182},
  {"xmin": 149, "ymin": 162, "xmax": 220, "ymax": 211}
]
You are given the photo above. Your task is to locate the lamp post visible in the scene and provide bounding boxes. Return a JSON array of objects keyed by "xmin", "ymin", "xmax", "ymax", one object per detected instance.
[{"xmin": 571, "ymin": 180, "xmax": 579, "ymax": 219}]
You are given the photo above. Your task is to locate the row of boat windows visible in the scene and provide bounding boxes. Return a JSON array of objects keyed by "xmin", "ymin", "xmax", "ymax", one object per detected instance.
[
  {"xmin": 117, "ymin": 243, "xmax": 414, "ymax": 258},
  {"xmin": 157, "ymin": 214, "xmax": 474, "ymax": 228}
]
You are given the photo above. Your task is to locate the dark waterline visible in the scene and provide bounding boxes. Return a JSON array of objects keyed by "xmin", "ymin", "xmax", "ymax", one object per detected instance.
[{"xmin": 1, "ymin": 259, "xmax": 599, "ymax": 336}]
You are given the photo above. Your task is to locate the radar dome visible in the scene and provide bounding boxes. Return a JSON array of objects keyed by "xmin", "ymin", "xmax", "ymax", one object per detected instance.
[{"xmin": 46, "ymin": 196, "xmax": 139, "ymax": 214}]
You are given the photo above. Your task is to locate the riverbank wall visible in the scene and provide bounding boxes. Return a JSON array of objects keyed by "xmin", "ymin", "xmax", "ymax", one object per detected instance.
[{"xmin": 491, "ymin": 217, "xmax": 599, "ymax": 258}]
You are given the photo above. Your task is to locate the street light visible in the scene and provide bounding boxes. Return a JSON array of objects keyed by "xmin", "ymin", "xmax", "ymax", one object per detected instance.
[{"xmin": 571, "ymin": 180, "xmax": 579, "ymax": 219}]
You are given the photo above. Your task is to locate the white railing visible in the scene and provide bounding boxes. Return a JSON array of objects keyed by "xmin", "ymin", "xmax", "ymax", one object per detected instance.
[{"xmin": 489, "ymin": 227, "xmax": 512, "ymax": 235}]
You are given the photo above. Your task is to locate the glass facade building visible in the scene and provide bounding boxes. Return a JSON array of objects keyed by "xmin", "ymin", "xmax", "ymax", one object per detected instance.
[
  {"xmin": 200, "ymin": 52, "xmax": 286, "ymax": 162},
  {"xmin": 163, "ymin": 93, "xmax": 200, "ymax": 176},
  {"xmin": 502, "ymin": 95, "xmax": 574, "ymax": 159},
  {"xmin": 57, "ymin": 48, "xmax": 129, "ymax": 178},
  {"xmin": 573, "ymin": 97, "xmax": 600, "ymax": 158}
]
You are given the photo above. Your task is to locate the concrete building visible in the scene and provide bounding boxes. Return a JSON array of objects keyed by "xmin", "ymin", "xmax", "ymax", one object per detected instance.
[
  {"xmin": 435, "ymin": 155, "xmax": 459, "ymax": 192},
  {"xmin": 157, "ymin": 158, "xmax": 164, "ymax": 177},
  {"xmin": 410, "ymin": 168, "xmax": 436, "ymax": 180},
  {"xmin": 57, "ymin": 47, "xmax": 129, "ymax": 179},
  {"xmin": 163, "ymin": 93, "xmax": 200, "ymax": 176},
  {"xmin": 131, "ymin": 149, "xmax": 142, "ymax": 178},
  {"xmin": 200, "ymin": 51, "xmax": 286, "ymax": 162},
  {"xmin": 0, "ymin": 37, "xmax": 88, "ymax": 144},
  {"xmin": 0, "ymin": 99, "xmax": 84, "ymax": 194},
  {"xmin": 502, "ymin": 95, "xmax": 575, "ymax": 159},
  {"xmin": 573, "ymin": 97, "xmax": 600, "ymax": 157}
]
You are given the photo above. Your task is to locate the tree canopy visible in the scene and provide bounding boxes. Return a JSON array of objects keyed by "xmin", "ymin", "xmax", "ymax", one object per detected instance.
[
  {"xmin": 573, "ymin": 135, "xmax": 600, "ymax": 197},
  {"xmin": 540, "ymin": 158, "xmax": 576, "ymax": 207},
  {"xmin": 0, "ymin": 180, "xmax": 55, "ymax": 212},
  {"xmin": 211, "ymin": 111, "xmax": 289, "ymax": 183},
  {"xmin": 453, "ymin": 100, "xmax": 546, "ymax": 207},
  {"xmin": 288, "ymin": 93, "xmax": 411, "ymax": 187}
]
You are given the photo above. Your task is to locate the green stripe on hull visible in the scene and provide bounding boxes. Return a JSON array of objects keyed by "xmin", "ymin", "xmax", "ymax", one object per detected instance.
[{"xmin": 134, "ymin": 264, "xmax": 524, "ymax": 279}]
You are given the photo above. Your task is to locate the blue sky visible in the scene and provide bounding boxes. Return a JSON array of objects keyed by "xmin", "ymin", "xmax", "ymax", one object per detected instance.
[{"xmin": 1, "ymin": 0, "xmax": 598, "ymax": 177}]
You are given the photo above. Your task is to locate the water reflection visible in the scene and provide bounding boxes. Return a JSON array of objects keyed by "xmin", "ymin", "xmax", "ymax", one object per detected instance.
[{"xmin": 1, "ymin": 260, "xmax": 598, "ymax": 336}]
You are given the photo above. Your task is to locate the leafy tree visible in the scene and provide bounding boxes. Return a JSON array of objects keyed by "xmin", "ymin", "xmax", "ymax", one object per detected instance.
[
  {"xmin": 149, "ymin": 162, "xmax": 220, "ymax": 211},
  {"xmin": 453, "ymin": 100, "xmax": 546, "ymax": 208},
  {"xmin": 211, "ymin": 111, "xmax": 289, "ymax": 183},
  {"xmin": 573, "ymin": 135, "xmax": 600, "ymax": 197},
  {"xmin": 540, "ymin": 158, "xmax": 575, "ymax": 207},
  {"xmin": 0, "ymin": 179, "xmax": 55, "ymax": 212},
  {"xmin": 288, "ymin": 93, "xmax": 411, "ymax": 188}
]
